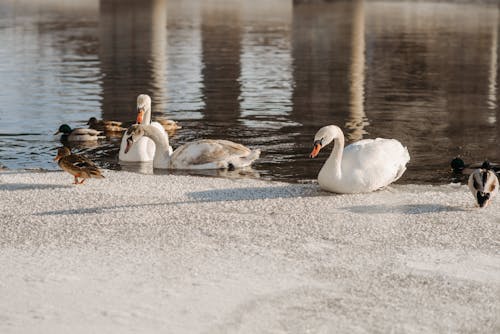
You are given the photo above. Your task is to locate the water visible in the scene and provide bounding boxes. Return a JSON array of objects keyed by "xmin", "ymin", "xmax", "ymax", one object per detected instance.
[{"xmin": 0, "ymin": 0, "xmax": 499, "ymax": 184}]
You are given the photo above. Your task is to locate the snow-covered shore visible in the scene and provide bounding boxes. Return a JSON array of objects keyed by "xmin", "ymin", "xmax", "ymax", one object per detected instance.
[{"xmin": 0, "ymin": 170, "xmax": 499, "ymax": 333}]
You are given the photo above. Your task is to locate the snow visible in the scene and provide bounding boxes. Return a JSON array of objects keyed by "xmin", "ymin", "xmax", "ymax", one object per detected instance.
[{"xmin": 0, "ymin": 170, "xmax": 499, "ymax": 333}]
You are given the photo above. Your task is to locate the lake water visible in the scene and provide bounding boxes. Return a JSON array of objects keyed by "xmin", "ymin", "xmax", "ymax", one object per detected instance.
[{"xmin": 0, "ymin": 0, "xmax": 499, "ymax": 184}]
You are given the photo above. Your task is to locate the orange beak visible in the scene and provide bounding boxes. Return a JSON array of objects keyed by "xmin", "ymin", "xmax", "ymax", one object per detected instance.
[
  {"xmin": 310, "ymin": 143, "xmax": 322, "ymax": 158},
  {"xmin": 54, "ymin": 154, "xmax": 61, "ymax": 161},
  {"xmin": 136, "ymin": 109, "xmax": 145, "ymax": 124}
]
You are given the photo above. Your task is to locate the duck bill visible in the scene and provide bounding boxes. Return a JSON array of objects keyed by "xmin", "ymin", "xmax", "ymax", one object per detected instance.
[
  {"xmin": 310, "ymin": 143, "xmax": 322, "ymax": 158},
  {"xmin": 136, "ymin": 109, "xmax": 145, "ymax": 124},
  {"xmin": 53, "ymin": 154, "xmax": 61, "ymax": 161},
  {"xmin": 124, "ymin": 138, "xmax": 132, "ymax": 154},
  {"xmin": 54, "ymin": 130, "xmax": 61, "ymax": 135}
]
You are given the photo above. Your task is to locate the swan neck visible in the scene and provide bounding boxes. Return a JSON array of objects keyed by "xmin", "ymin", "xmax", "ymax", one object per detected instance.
[
  {"xmin": 327, "ymin": 130, "xmax": 345, "ymax": 178},
  {"xmin": 144, "ymin": 106, "xmax": 152, "ymax": 125},
  {"xmin": 143, "ymin": 125, "xmax": 170, "ymax": 164}
]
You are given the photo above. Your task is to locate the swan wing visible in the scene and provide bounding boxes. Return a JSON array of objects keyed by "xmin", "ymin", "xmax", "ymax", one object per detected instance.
[
  {"xmin": 341, "ymin": 138, "xmax": 410, "ymax": 191},
  {"xmin": 170, "ymin": 140, "xmax": 258, "ymax": 169}
]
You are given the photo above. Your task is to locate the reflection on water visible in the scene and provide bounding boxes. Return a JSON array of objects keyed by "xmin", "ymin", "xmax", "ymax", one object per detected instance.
[{"xmin": 0, "ymin": 0, "xmax": 499, "ymax": 184}]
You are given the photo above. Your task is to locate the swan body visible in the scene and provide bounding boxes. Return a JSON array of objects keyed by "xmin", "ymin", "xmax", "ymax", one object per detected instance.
[
  {"xmin": 124, "ymin": 124, "xmax": 260, "ymax": 170},
  {"xmin": 118, "ymin": 94, "xmax": 169, "ymax": 162},
  {"xmin": 55, "ymin": 124, "xmax": 101, "ymax": 142},
  {"xmin": 468, "ymin": 161, "xmax": 499, "ymax": 208},
  {"xmin": 310, "ymin": 125, "xmax": 410, "ymax": 193}
]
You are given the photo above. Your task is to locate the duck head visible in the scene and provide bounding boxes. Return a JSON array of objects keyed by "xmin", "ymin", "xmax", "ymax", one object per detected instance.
[
  {"xmin": 54, "ymin": 146, "xmax": 71, "ymax": 161},
  {"xmin": 450, "ymin": 157, "xmax": 465, "ymax": 173},
  {"xmin": 87, "ymin": 117, "xmax": 98, "ymax": 126},
  {"xmin": 124, "ymin": 124, "xmax": 145, "ymax": 154},
  {"xmin": 54, "ymin": 124, "xmax": 72, "ymax": 135}
]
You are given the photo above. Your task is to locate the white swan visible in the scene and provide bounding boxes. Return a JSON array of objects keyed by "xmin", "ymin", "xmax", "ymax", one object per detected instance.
[
  {"xmin": 118, "ymin": 94, "xmax": 169, "ymax": 162},
  {"xmin": 124, "ymin": 124, "xmax": 260, "ymax": 170},
  {"xmin": 309, "ymin": 125, "xmax": 410, "ymax": 193},
  {"xmin": 468, "ymin": 161, "xmax": 499, "ymax": 208}
]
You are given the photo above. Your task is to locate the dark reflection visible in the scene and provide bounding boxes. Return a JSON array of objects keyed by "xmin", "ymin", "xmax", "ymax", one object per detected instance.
[
  {"xmin": 199, "ymin": 1, "xmax": 242, "ymax": 136},
  {"xmin": 288, "ymin": 1, "xmax": 358, "ymax": 179},
  {"xmin": 363, "ymin": 2, "xmax": 500, "ymax": 183},
  {"xmin": 99, "ymin": 0, "xmax": 167, "ymax": 122}
]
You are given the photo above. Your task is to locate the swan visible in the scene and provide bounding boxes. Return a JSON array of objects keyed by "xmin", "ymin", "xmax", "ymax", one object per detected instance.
[
  {"xmin": 124, "ymin": 124, "xmax": 260, "ymax": 169},
  {"xmin": 118, "ymin": 94, "xmax": 168, "ymax": 162},
  {"xmin": 468, "ymin": 161, "xmax": 499, "ymax": 208},
  {"xmin": 309, "ymin": 125, "xmax": 410, "ymax": 193}
]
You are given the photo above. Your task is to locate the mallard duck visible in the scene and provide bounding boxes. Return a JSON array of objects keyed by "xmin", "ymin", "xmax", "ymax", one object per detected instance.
[
  {"xmin": 87, "ymin": 117, "xmax": 126, "ymax": 133},
  {"xmin": 309, "ymin": 125, "xmax": 409, "ymax": 193},
  {"xmin": 468, "ymin": 161, "xmax": 499, "ymax": 208},
  {"xmin": 118, "ymin": 94, "xmax": 169, "ymax": 162},
  {"xmin": 55, "ymin": 124, "xmax": 101, "ymax": 142},
  {"xmin": 451, "ymin": 157, "xmax": 500, "ymax": 174},
  {"xmin": 155, "ymin": 117, "xmax": 182, "ymax": 134},
  {"xmin": 124, "ymin": 124, "xmax": 260, "ymax": 170},
  {"xmin": 54, "ymin": 147, "xmax": 104, "ymax": 184}
]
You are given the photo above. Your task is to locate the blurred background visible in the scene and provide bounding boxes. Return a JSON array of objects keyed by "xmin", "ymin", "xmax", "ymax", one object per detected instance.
[{"xmin": 0, "ymin": 0, "xmax": 499, "ymax": 183}]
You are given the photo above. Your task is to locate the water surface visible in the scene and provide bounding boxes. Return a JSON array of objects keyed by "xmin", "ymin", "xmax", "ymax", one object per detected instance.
[{"xmin": 0, "ymin": 0, "xmax": 499, "ymax": 184}]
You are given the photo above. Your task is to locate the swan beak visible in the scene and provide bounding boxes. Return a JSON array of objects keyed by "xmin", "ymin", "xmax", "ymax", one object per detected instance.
[
  {"xmin": 310, "ymin": 142, "xmax": 322, "ymax": 158},
  {"xmin": 136, "ymin": 109, "xmax": 145, "ymax": 124}
]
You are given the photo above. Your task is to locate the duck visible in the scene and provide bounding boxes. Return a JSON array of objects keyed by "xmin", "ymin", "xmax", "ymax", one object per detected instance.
[
  {"xmin": 118, "ymin": 94, "xmax": 169, "ymax": 162},
  {"xmin": 87, "ymin": 117, "xmax": 126, "ymax": 133},
  {"xmin": 54, "ymin": 146, "xmax": 104, "ymax": 184},
  {"xmin": 55, "ymin": 124, "xmax": 101, "ymax": 142},
  {"xmin": 451, "ymin": 157, "xmax": 500, "ymax": 175},
  {"xmin": 155, "ymin": 117, "xmax": 182, "ymax": 135},
  {"xmin": 309, "ymin": 125, "xmax": 410, "ymax": 193},
  {"xmin": 468, "ymin": 161, "xmax": 499, "ymax": 208},
  {"xmin": 124, "ymin": 124, "xmax": 260, "ymax": 170}
]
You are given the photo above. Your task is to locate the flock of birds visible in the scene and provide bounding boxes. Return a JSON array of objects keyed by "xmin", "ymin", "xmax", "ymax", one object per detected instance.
[{"xmin": 53, "ymin": 94, "xmax": 499, "ymax": 209}]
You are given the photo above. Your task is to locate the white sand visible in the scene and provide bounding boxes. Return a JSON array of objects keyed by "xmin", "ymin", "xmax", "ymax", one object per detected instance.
[{"xmin": 0, "ymin": 170, "xmax": 499, "ymax": 333}]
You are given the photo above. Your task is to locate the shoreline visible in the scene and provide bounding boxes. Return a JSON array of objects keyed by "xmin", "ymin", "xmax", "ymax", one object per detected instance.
[{"xmin": 0, "ymin": 170, "xmax": 499, "ymax": 333}]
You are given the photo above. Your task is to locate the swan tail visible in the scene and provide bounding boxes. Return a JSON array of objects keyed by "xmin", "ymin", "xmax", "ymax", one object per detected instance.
[{"xmin": 393, "ymin": 146, "xmax": 410, "ymax": 182}]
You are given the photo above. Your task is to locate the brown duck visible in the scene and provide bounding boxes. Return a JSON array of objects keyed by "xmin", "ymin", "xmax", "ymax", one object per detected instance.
[{"xmin": 54, "ymin": 147, "xmax": 104, "ymax": 184}]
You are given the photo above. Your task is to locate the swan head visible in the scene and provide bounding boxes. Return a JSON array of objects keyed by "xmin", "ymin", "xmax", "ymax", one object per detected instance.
[
  {"xmin": 124, "ymin": 124, "xmax": 145, "ymax": 154},
  {"xmin": 54, "ymin": 124, "xmax": 72, "ymax": 135},
  {"xmin": 309, "ymin": 125, "xmax": 341, "ymax": 158},
  {"xmin": 136, "ymin": 94, "xmax": 152, "ymax": 124},
  {"xmin": 468, "ymin": 161, "xmax": 499, "ymax": 208}
]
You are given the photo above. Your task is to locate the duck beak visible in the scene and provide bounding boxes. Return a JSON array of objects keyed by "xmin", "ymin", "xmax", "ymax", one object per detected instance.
[
  {"xmin": 310, "ymin": 141, "xmax": 322, "ymax": 158},
  {"xmin": 124, "ymin": 138, "xmax": 133, "ymax": 154},
  {"xmin": 136, "ymin": 108, "xmax": 145, "ymax": 124},
  {"xmin": 54, "ymin": 154, "xmax": 61, "ymax": 161},
  {"xmin": 54, "ymin": 130, "xmax": 60, "ymax": 135}
]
